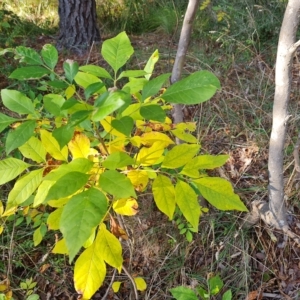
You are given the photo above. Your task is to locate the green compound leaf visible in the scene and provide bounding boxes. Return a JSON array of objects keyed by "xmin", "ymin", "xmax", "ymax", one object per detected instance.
[
  {"xmin": 102, "ymin": 152, "xmax": 134, "ymax": 170},
  {"xmin": 0, "ymin": 113, "xmax": 18, "ymax": 134},
  {"xmin": 0, "ymin": 158, "xmax": 30, "ymax": 185},
  {"xmin": 41, "ymin": 44, "xmax": 58, "ymax": 70},
  {"xmin": 101, "ymin": 31, "xmax": 134, "ymax": 74},
  {"xmin": 1, "ymin": 89, "xmax": 35, "ymax": 115},
  {"xmin": 162, "ymin": 144, "xmax": 200, "ymax": 169},
  {"xmin": 152, "ymin": 174, "xmax": 176, "ymax": 220},
  {"xmin": 170, "ymin": 286, "xmax": 198, "ymax": 300},
  {"xmin": 6, "ymin": 120, "xmax": 36, "ymax": 154},
  {"xmin": 45, "ymin": 172, "xmax": 90, "ymax": 202},
  {"xmin": 140, "ymin": 105, "xmax": 166, "ymax": 123},
  {"xmin": 194, "ymin": 177, "xmax": 248, "ymax": 211},
  {"xmin": 60, "ymin": 188, "xmax": 108, "ymax": 263},
  {"xmin": 6, "ymin": 168, "xmax": 44, "ymax": 210},
  {"xmin": 162, "ymin": 70, "xmax": 220, "ymax": 104},
  {"xmin": 9, "ymin": 66, "xmax": 50, "ymax": 80},
  {"xmin": 99, "ymin": 170, "xmax": 136, "ymax": 199},
  {"xmin": 175, "ymin": 180, "xmax": 200, "ymax": 231}
]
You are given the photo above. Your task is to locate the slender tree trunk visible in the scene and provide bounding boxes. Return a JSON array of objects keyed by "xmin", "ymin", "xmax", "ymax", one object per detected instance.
[
  {"xmin": 171, "ymin": 0, "xmax": 200, "ymax": 128},
  {"xmin": 57, "ymin": 0, "xmax": 101, "ymax": 54},
  {"xmin": 244, "ymin": 1, "xmax": 300, "ymax": 244},
  {"xmin": 267, "ymin": 0, "xmax": 300, "ymax": 229}
]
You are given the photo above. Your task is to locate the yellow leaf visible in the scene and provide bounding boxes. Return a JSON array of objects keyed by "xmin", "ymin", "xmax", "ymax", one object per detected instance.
[
  {"xmin": 40, "ymin": 129, "xmax": 68, "ymax": 161},
  {"xmin": 65, "ymin": 84, "xmax": 76, "ymax": 99},
  {"xmin": 48, "ymin": 197, "xmax": 70, "ymax": 207},
  {"xmin": 98, "ymin": 137, "xmax": 126, "ymax": 155},
  {"xmin": 130, "ymin": 136, "xmax": 142, "ymax": 147},
  {"xmin": 112, "ymin": 281, "xmax": 122, "ymax": 293},
  {"xmin": 176, "ymin": 122, "xmax": 196, "ymax": 131},
  {"xmin": 68, "ymin": 132, "xmax": 90, "ymax": 159},
  {"xmin": 135, "ymin": 142, "xmax": 165, "ymax": 166},
  {"xmin": 140, "ymin": 132, "xmax": 174, "ymax": 147},
  {"xmin": 100, "ymin": 116, "xmax": 126, "ymax": 137},
  {"xmin": 0, "ymin": 226, "xmax": 4, "ymax": 235},
  {"xmin": 171, "ymin": 129, "xmax": 198, "ymax": 144},
  {"xmin": 97, "ymin": 224, "xmax": 123, "ymax": 271},
  {"xmin": 127, "ymin": 170, "xmax": 149, "ymax": 191},
  {"xmin": 34, "ymin": 180, "xmax": 55, "ymax": 207},
  {"xmin": 47, "ymin": 207, "xmax": 63, "ymax": 230},
  {"xmin": 134, "ymin": 277, "xmax": 147, "ymax": 291},
  {"xmin": 113, "ymin": 198, "xmax": 138, "ymax": 216},
  {"xmin": 74, "ymin": 239, "xmax": 106, "ymax": 299},
  {"xmin": 136, "ymin": 120, "xmax": 152, "ymax": 133},
  {"xmin": 83, "ymin": 228, "xmax": 96, "ymax": 248},
  {"xmin": 18, "ymin": 136, "xmax": 46, "ymax": 163},
  {"xmin": 52, "ymin": 238, "xmax": 68, "ymax": 254}
]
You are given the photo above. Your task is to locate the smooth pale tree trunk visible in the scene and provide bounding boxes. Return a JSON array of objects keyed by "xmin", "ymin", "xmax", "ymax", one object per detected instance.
[
  {"xmin": 171, "ymin": 0, "xmax": 200, "ymax": 130},
  {"xmin": 57, "ymin": 0, "xmax": 101, "ymax": 54},
  {"xmin": 245, "ymin": 0, "xmax": 300, "ymax": 244}
]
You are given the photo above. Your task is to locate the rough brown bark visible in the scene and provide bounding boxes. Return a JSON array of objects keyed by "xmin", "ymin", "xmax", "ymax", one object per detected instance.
[{"xmin": 57, "ymin": 0, "xmax": 100, "ymax": 54}]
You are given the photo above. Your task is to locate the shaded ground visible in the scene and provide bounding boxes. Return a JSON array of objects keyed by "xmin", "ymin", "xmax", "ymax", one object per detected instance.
[{"xmin": 2, "ymin": 30, "xmax": 300, "ymax": 300}]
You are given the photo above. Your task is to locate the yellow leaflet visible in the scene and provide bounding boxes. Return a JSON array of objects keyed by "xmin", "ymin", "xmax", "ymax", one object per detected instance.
[
  {"xmin": 52, "ymin": 238, "xmax": 68, "ymax": 254},
  {"xmin": 176, "ymin": 122, "xmax": 196, "ymax": 132},
  {"xmin": 97, "ymin": 223, "xmax": 123, "ymax": 271},
  {"xmin": 88, "ymin": 148, "xmax": 103, "ymax": 183},
  {"xmin": 99, "ymin": 137, "xmax": 126, "ymax": 154},
  {"xmin": 0, "ymin": 226, "xmax": 4, "ymax": 235},
  {"xmin": 74, "ymin": 237, "xmax": 106, "ymax": 299},
  {"xmin": 48, "ymin": 197, "xmax": 70, "ymax": 208},
  {"xmin": 68, "ymin": 132, "xmax": 90, "ymax": 159},
  {"xmin": 112, "ymin": 281, "xmax": 122, "ymax": 293},
  {"xmin": 40, "ymin": 129, "xmax": 68, "ymax": 161},
  {"xmin": 47, "ymin": 207, "xmax": 63, "ymax": 230},
  {"xmin": 127, "ymin": 170, "xmax": 149, "ymax": 192},
  {"xmin": 130, "ymin": 136, "xmax": 141, "ymax": 147},
  {"xmin": 113, "ymin": 198, "xmax": 138, "ymax": 216},
  {"xmin": 100, "ymin": 116, "xmax": 126, "ymax": 137},
  {"xmin": 18, "ymin": 136, "xmax": 46, "ymax": 163},
  {"xmin": 134, "ymin": 277, "xmax": 147, "ymax": 291},
  {"xmin": 65, "ymin": 84, "xmax": 76, "ymax": 99},
  {"xmin": 144, "ymin": 49, "xmax": 159, "ymax": 80},
  {"xmin": 171, "ymin": 129, "xmax": 198, "ymax": 144},
  {"xmin": 135, "ymin": 141, "xmax": 165, "ymax": 166},
  {"xmin": 83, "ymin": 228, "xmax": 96, "ymax": 248},
  {"xmin": 140, "ymin": 132, "xmax": 174, "ymax": 147},
  {"xmin": 34, "ymin": 180, "xmax": 55, "ymax": 207},
  {"xmin": 136, "ymin": 120, "xmax": 152, "ymax": 133}
]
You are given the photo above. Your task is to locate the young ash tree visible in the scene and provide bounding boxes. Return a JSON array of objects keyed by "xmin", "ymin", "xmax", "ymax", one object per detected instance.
[{"xmin": 245, "ymin": 0, "xmax": 300, "ymax": 243}]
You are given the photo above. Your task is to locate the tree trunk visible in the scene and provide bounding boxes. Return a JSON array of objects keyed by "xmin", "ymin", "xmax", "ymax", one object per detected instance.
[
  {"xmin": 57, "ymin": 0, "xmax": 101, "ymax": 54},
  {"xmin": 244, "ymin": 0, "xmax": 300, "ymax": 244},
  {"xmin": 171, "ymin": 0, "xmax": 200, "ymax": 138}
]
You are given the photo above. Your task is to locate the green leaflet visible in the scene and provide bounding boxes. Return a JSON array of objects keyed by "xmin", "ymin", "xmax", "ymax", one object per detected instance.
[
  {"xmin": 99, "ymin": 170, "xmax": 136, "ymax": 199},
  {"xmin": 6, "ymin": 120, "xmax": 36, "ymax": 154},
  {"xmin": 162, "ymin": 144, "xmax": 200, "ymax": 169},
  {"xmin": 60, "ymin": 188, "xmax": 107, "ymax": 263},
  {"xmin": 194, "ymin": 177, "xmax": 248, "ymax": 211},
  {"xmin": 0, "ymin": 158, "xmax": 30, "ymax": 185},
  {"xmin": 101, "ymin": 31, "xmax": 134, "ymax": 74},
  {"xmin": 175, "ymin": 180, "xmax": 200, "ymax": 230},
  {"xmin": 45, "ymin": 172, "xmax": 90, "ymax": 202},
  {"xmin": 6, "ymin": 168, "xmax": 44, "ymax": 210}
]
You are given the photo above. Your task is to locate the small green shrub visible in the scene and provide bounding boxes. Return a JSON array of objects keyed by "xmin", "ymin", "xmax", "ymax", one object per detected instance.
[{"xmin": 0, "ymin": 32, "xmax": 247, "ymax": 299}]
